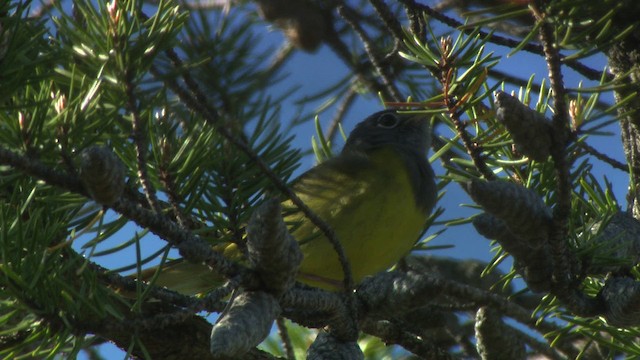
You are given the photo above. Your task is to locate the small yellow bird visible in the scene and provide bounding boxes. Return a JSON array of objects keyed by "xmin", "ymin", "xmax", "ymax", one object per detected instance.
[{"xmin": 142, "ymin": 110, "xmax": 437, "ymax": 293}]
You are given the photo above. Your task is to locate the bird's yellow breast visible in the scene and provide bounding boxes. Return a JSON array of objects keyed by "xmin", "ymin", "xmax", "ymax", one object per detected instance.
[{"xmin": 287, "ymin": 147, "xmax": 427, "ymax": 289}]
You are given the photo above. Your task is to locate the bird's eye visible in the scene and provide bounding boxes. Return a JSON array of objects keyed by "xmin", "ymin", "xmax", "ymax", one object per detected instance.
[{"xmin": 377, "ymin": 113, "xmax": 399, "ymax": 128}]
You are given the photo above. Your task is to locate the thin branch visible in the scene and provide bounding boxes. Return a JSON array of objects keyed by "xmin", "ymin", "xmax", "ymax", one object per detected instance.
[
  {"xmin": 157, "ymin": 146, "xmax": 191, "ymax": 228},
  {"xmin": 0, "ymin": 146, "xmax": 85, "ymax": 194},
  {"xmin": 281, "ymin": 287, "xmax": 346, "ymax": 321},
  {"xmin": 436, "ymin": 41, "xmax": 497, "ymax": 180},
  {"xmin": 399, "ymin": 0, "xmax": 610, "ymax": 82},
  {"xmin": 361, "ymin": 318, "xmax": 453, "ymax": 360},
  {"xmin": 267, "ymin": 42, "xmax": 295, "ymax": 76},
  {"xmin": 276, "ymin": 317, "xmax": 296, "ymax": 360},
  {"xmin": 428, "ymin": 275, "xmax": 547, "ymax": 331},
  {"xmin": 0, "ymin": 144, "xmax": 246, "ymax": 286},
  {"xmin": 338, "ymin": 6, "xmax": 403, "ymax": 102},
  {"xmin": 452, "ymin": 116, "xmax": 496, "ymax": 180},
  {"xmin": 325, "ymin": 86, "xmax": 357, "ymax": 144},
  {"xmin": 322, "ymin": 12, "xmax": 394, "ymax": 101},
  {"xmin": 404, "ymin": 0, "xmax": 426, "ymax": 42},
  {"xmin": 577, "ymin": 141, "xmax": 628, "ymax": 172},
  {"xmin": 368, "ymin": 0, "xmax": 405, "ymax": 61},
  {"xmin": 513, "ymin": 326, "xmax": 566, "ymax": 360},
  {"xmin": 124, "ymin": 69, "xmax": 162, "ymax": 213},
  {"xmin": 369, "ymin": 0, "xmax": 405, "ymax": 39},
  {"xmin": 531, "ymin": 2, "xmax": 591, "ymax": 315}
]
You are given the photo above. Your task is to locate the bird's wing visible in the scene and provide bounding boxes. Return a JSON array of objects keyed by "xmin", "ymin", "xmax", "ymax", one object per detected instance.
[{"xmin": 282, "ymin": 153, "xmax": 375, "ymax": 245}]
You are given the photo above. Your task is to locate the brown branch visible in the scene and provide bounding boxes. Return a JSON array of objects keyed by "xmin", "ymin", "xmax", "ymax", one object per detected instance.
[
  {"xmin": 369, "ymin": 0, "xmax": 405, "ymax": 39},
  {"xmin": 337, "ymin": 6, "xmax": 403, "ymax": 102},
  {"xmin": 530, "ymin": 2, "xmax": 590, "ymax": 314},
  {"xmin": 124, "ymin": 69, "xmax": 162, "ymax": 213},
  {"xmin": 513, "ymin": 327, "xmax": 566, "ymax": 360},
  {"xmin": 361, "ymin": 318, "xmax": 453, "ymax": 360},
  {"xmin": 368, "ymin": 0, "xmax": 405, "ymax": 61},
  {"xmin": 326, "ymin": 87, "xmax": 358, "ymax": 144},
  {"xmin": 158, "ymin": 147, "xmax": 192, "ymax": 228},
  {"xmin": 577, "ymin": 141, "xmax": 628, "ymax": 172},
  {"xmin": 399, "ymin": 0, "xmax": 610, "ymax": 82},
  {"xmin": 0, "ymin": 144, "xmax": 247, "ymax": 286},
  {"xmin": 276, "ymin": 317, "xmax": 295, "ymax": 360},
  {"xmin": 436, "ymin": 40, "xmax": 496, "ymax": 180},
  {"xmin": 322, "ymin": 11, "xmax": 395, "ymax": 101},
  {"xmin": 453, "ymin": 116, "xmax": 496, "ymax": 180},
  {"xmin": 477, "ymin": 2, "xmax": 606, "ymax": 319}
]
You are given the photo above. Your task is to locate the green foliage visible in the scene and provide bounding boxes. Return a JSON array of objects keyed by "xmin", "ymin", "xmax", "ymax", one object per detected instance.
[
  {"xmin": 0, "ymin": 0, "xmax": 301, "ymax": 357},
  {"xmin": 398, "ymin": 5, "xmax": 632, "ymax": 357},
  {"xmin": 2, "ymin": 0, "xmax": 640, "ymax": 358}
]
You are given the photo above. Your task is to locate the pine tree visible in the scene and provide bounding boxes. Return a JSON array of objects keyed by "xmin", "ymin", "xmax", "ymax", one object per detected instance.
[{"xmin": 1, "ymin": 0, "xmax": 640, "ymax": 359}]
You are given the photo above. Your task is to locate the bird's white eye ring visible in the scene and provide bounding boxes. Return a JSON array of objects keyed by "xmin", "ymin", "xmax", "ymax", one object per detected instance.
[{"xmin": 377, "ymin": 113, "xmax": 399, "ymax": 128}]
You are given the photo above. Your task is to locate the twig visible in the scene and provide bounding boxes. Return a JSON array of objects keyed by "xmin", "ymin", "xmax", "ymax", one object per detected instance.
[
  {"xmin": 124, "ymin": 69, "xmax": 162, "ymax": 213},
  {"xmin": 338, "ymin": 6, "xmax": 403, "ymax": 102},
  {"xmin": 513, "ymin": 326, "xmax": 566, "ymax": 360},
  {"xmin": 530, "ymin": 2, "xmax": 592, "ymax": 315},
  {"xmin": 276, "ymin": 317, "xmax": 296, "ymax": 360},
  {"xmin": 0, "ymin": 144, "xmax": 246, "ymax": 285},
  {"xmin": 362, "ymin": 0, "xmax": 404, "ymax": 63},
  {"xmin": 369, "ymin": 0, "xmax": 405, "ymax": 39},
  {"xmin": 452, "ymin": 115, "xmax": 496, "ymax": 180},
  {"xmin": 322, "ymin": 12, "xmax": 393, "ymax": 101},
  {"xmin": 403, "ymin": 0, "xmax": 426, "ymax": 42},
  {"xmin": 106, "ymin": 305, "xmax": 210, "ymax": 333},
  {"xmin": 577, "ymin": 141, "xmax": 628, "ymax": 172},
  {"xmin": 158, "ymin": 138, "xmax": 192, "ymax": 228},
  {"xmin": 268, "ymin": 43, "xmax": 295, "ymax": 76},
  {"xmin": 281, "ymin": 288, "xmax": 346, "ymax": 320},
  {"xmin": 0, "ymin": 145, "xmax": 85, "ymax": 194},
  {"xmin": 361, "ymin": 318, "xmax": 453, "ymax": 360},
  {"xmin": 399, "ymin": 0, "xmax": 610, "ymax": 82},
  {"xmin": 88, "ymin": 261, "xmax": 229, "ymax": 312},
  {"xmin": 368, "ymin": 0, "xmax": 406, "ymax": 61},
  {"xmin": 435, "ymin": 38, "xmax": 496, "ymax": 180},
  {"xmin": 325, "ymin": 87, "xmax": 357, "ymax": 144}
]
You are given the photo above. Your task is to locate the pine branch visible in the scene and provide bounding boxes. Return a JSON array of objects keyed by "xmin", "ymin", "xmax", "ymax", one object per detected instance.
[
  {"xmin": 151, "ymin": 45, "xmax": 357, "ymax": 295},
  {"xmin": 399, "ymin": 0, "xmax": 610, "ymax": 82}
]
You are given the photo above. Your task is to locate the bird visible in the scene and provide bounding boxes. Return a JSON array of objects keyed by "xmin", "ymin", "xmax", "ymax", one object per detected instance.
[{"xmin": 139, "ymin": 109, "xmax": 437, "ymax": 293}]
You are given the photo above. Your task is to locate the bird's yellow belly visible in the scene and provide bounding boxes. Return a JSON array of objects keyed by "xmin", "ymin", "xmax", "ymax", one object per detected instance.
[{"xmin": 293, "ymin": 149, "xmax": 426, "ymax": 289}]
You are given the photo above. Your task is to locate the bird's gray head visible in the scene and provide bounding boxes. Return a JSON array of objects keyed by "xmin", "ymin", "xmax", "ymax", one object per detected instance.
[
  {"xmin": 342, "ymin": 109, "xmax": 431, "ymax": 156},
  {"xmin": 342, "ymin": 109, "xmax": 436, "ymax": 213}
]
